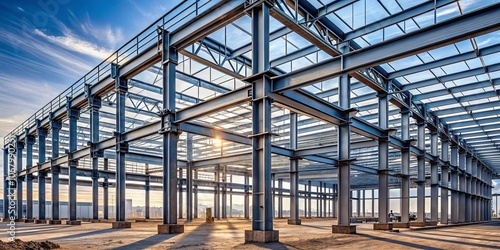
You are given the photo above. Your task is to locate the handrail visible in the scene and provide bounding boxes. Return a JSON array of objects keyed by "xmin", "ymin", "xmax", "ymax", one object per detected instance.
[{"xmin": 4, "ymin": 0, "xmax": 220, "ymax": 144}]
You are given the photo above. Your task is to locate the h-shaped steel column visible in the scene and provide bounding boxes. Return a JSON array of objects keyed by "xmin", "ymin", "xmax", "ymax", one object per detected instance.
[
  {"xmin": 471, "ymin": 158, "xmax": 477, "ymax": 222},
  {"xmin": 278, "ymin": 178, "xmax": 283, "ymax": 218},
  {"xmin": 15, "ymin": 137, "xmax": 24, "ymax": 220},
  {"xmin": 103, "ymin": 158, "xmax": 109, "ymax": 220},
  {"xmin": 67, "ymin": 102, "xmax": 80, "ymax": 225},
  {"xmin": 50, "ymin": 116, "xmax": 62, "ymax": 222},
  {"xmin": 450, "ymin": 142, "xmax": 459, "ymax": 224},
  {"xmin": 186, "ymin": 134, "xmax": 193, "ymax": 221},
  {"xmin": 2, "ymin": 146, "xmax": 8, "ymax": 220},
  {"xmin": 288, "ymin": 112, "xmax": 301, "ymax": 225},
  {"xmin": 244, "ymin": 174, "xmax": 249, "ymax": 219},
  {"xmin": 36, "ymin": 122, "xmax": 48, "ymax": 221},
  {"xmin": 440, "ymin": 137, "xmax": 449, "ymax": 224},
  {"xmin": 430, "ymin": 130, "xmax": 439, "ymax": 222},
  {"xmin": 245, "ymin": 1, "xmax": 278, "ymax": 243},
  {"xmin": 416, "ymin": 119, "xmax": 426, "ymax": 223},
  {"xmin": 158, "ymin": 29, "xmax": 183, "ymax": 234},
  {"xmin": 88, "ymin": 91, "xmax": 102, "ymax": 221},
  {"xmin": 465, "ymin": 154, "xmax": 472, "ymax": 222},
  {"xmin": 378, "ymin": 92, "xmax": 390, "ymax": 224},
  {"xmin": 400, "ymin": 108, "xmax": 410, "ymax": 223},
  {"xmin": 25, "ymin": 131, "xmax": 35, "ymax": 220},
  {"xmin": 458, "ymin": 149, "xmax": 466, "ymax": 223}
]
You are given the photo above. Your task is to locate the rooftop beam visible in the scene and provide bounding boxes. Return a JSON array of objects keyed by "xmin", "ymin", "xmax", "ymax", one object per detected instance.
[{"xmin": 272, "ymin": 4, "xmax": 500, "ymax": 92}]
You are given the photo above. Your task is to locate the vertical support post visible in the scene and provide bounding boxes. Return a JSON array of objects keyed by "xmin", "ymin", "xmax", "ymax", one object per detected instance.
[
  {"xmin": 245, "ymin": 1, "xmax": 278, "ymax": 243},
  {"xmin": 377, "ymin": 92, "xmax": 390, "ymax": 225},
  {"xmin": 458, "ymin": 149, "xmax": 466, "ymax": 223},
  {"xmin": 215, "ymin": 166, "xmax": 220, "ymax": 220},
  {"xmin": 416, "ymin": 119, "xmax": 426, "ymax": 223},
  {"xmin": 308, "ymin": 181, "xmax": 312, "ymax": 219},
  {"xmin": 400, "ymin": 108, "xmax": 410, "ymax": 223},
  {"xmin": 66, "ymin": 99, "xmax": 81, "ymax": 225},
  {"xmin": 112, "ymin": 61, "xmax": 129, "ymax": 228},
  {"xmin": 25, "ymin": 131, "xmax": 35, "ymax": 221},
  {"xmin": 450, "ymin": 143, "xmax": 459, "ymax": 224},
  {"xmin": 186, "ymin": 134, "xmax": 193, "ymax": 221},
  {"xmin": 50, "ymin": 117, "xmax": 62, "ymax": 222},
  {"xmin": 157, "ymin": 29, "xmax": 183, "ymax": 234},
  {"xmin": 441, "ymin": 138, "xmax": 449, "ymax": 224},
  {"xmin": 179, "ymin": 168, "xmax": 183, "ymax": 219},
  {"xmin": 334, "ymin": 40, "xmax": 355, "ymax": 233},
  {"xmin": 244, "ymin": 174, "xmax": 249, "ymax": 219},
  {"xmin": 465, "ymin": 154, "xmax": 472, "ymax": 222},
  {"xmin": 278, "ymin": 178, "xmax": 283, "ymax": 218},
  {"xmin": 145, "ymin": 177, "xmax": 150, "ymax": 220},
  {"xmin": 222, "ymin": 165, "xmax": 227, "ymax": 219},
  {"xmin": 88, "ymin": 92, "xmax": 101, "ymax": 221},
  {"xmin": 194, "ymin": 170, "xmax": 198, "ymax": 219},
  {"xmin": 16, "ymin": 137, "xmax": 24, "ymax": 220},
  {"xmin": 430, "ymin": 131, "xmax": 438, "ymax": 222},
  {"xmin": 371, "ymin": 189, "xmax": 375, "ymax": 217},
  {"xmin": 38, "ymin": 172, "xmax": 46, "ymax": 220},
  {"xmin": 362, "ymin": 190, "xmax": 366, "ymax": 217},
  {"xmin": 471, "ymin": 159, "xmax": 477, "ymax": 222},
  {"xmin": 3, "ymin": 146, "xmax": 8, "ymax": 220},
  {"xmin": 103, "ymin": 158, "xmax": 109, "ymax": 220}
]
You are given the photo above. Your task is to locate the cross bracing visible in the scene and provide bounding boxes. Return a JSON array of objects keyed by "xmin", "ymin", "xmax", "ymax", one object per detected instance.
[{"xmin": 2, "ymin": 0, "xmax": 499, "ymax": 237}]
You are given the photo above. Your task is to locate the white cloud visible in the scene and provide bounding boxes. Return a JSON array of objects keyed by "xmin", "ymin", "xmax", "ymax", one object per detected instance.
[{"xmin": 34, "ymin": 29, "xmax": 114, "ymax": 60}]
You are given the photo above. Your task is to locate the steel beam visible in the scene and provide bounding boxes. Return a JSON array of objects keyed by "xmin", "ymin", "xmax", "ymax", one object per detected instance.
[{"xmin": 272, "ymin": 4, "xmax": 500, "ymax": 92}]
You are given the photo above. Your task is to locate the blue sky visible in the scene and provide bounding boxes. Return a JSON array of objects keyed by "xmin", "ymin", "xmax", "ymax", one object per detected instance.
[{"xmin": 0, "ymin": 0, "xmax": 182, "ymax": 144}]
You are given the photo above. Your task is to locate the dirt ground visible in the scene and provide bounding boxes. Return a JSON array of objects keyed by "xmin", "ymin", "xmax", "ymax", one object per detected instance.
[{"xmin": 2, "ymin": 218, "xmax": 500, "ymax": 249}]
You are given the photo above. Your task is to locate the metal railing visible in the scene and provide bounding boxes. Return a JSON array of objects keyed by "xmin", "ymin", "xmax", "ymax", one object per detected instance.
[{"xmin": 4, "ymin": 0, "xmax": 221, "ymax": 145}]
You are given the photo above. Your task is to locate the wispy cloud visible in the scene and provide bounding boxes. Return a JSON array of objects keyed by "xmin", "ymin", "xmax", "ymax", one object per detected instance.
[{"xmin": 34, "ymin": 28, "xmax": 115, "ymax": 60}]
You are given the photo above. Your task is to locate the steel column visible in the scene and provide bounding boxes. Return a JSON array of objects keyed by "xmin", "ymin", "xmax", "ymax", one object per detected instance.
[
  {"xmin": 337, "ymin": 46, "xmax": 352, "ymax": 225},
  {"xmin": 244, "ymin": 174, "xmax": 249, "ymax": 219},
  {"xmin": 430, "ymin": 131, "xmax": 439, "ymax": 222},
  {"xmin": 288, "ymin": 112, "xmax": 300, "ymax": 224},
  {"xmin": 417, "ymin": 120, "xmax": 426, "ymax": 223},
  {"xmin": 67, "ymin": 103, "xmax": 80, "ymax": 222},
  {"xmin": 222, "ymin": 165, "xmax": 227, "ymax": 219},
  {"xmin": 160, "ymin": 30, "xmax": 179, "ymax": 226},
  {"xmin": 103, "ymin": 158, "xmax": 109, "ymax": 220},
  {"xmin": 38, "ymin": 172, "xmax": 46, "ymax": 220},
  {"xmin": 2, "ymin": 146, "xmax": 8, "ymax": 220},
  {"xmin": 458, "ymin": 150, "xmax": 466, "ymax": 223},
  {"xmin": 278, "ymin": 178, "xmax": 283, "ymax": 218},
  {"xmin": 15, "ymin": 138, "xmax": 24, "ymax": 219},
  {"xmin": 179, "ymin": 168, "xmax": 183, "ymax": 219},
  {"xmin": 186, "ymin": 134, "xmax": 193, "ymax": 221},
  {"xmin": 441, "ymin": 138, "xmax": 449, "ymax": 224},
  {"xmin": 471, "ymin": 159, "xmax": 477, "ymax": 222},
  {"xmin": 249, "ymin": 1, "xmax": 275, "ymax": 236},
  {"xmin": 50, "ymin": 119, "xmax": 62, "ymax": 221},
  {"xmin": 25, "ymin": 133, "xmax": 35, "ymax": 220},
  {"xmin": 308, "ymin": 181, "xmax": 312, "ymax": 218},
  {"xmin": 145, "ymin": 177, "xmax": 150, "ymax": 219},
  {"xmin": 378, "ymin": 92, "xmax": 389, "ymax": 224},
  {"xmin": 194, "ymin": 170, "xmax": 198, "ymax": 219},
  {"xmin": 113, "ymin": 61, "xmax": 128, "ymax": 223},
  {"xmin": 450, "ymin": 144, "xmax": 459, "ymax": 224},
  {"xmin": 400, "ymin": 109, "xmax": 410, "ymax": 223},
  {"xmin": 465, "ymin": 154, "xmax": 472, "ymax": 222},
  {"xmin": 89, "ymin": 94, "xmax": 101, "ymax": 220}
]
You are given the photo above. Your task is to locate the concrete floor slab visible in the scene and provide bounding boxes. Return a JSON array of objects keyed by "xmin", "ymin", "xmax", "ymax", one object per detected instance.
[{"xmin": 3, "ymin": 218, "xmax": 500, "ymax": 249}]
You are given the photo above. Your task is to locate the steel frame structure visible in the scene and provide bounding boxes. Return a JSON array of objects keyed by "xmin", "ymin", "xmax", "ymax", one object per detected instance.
[{"xmin": 2, "ymin": 0, "xmax": 500, "ymax": 241}]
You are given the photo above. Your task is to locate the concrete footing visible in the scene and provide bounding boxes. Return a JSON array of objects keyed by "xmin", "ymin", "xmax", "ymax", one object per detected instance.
[
  {"xmin": 373, "ymin": 223, "xmax": 393, "ymax": 230},
  {"xmin": 23, "ymin": 219, "xmax": 35, "ymax": 223},
  {"xmin": 66, "ymin": 220, "xmax": 82, "ymax": 225},
  {"xmin": 157, "ymin": 224, "xmax": 184, "ymax": 234},
  {"xmin": 332, "ymin": 225, "xmax": 357, "ymax": 234},
  {"xmin": 90, "ymin": 219, "xmax": 101, "ymax": 223},
  {"xmin": 47, "ymin": 220, "xmax": 61, "ymax": 225},
  {"xmin": 392, "ymin": 222, "xmax": 410, "ymax": 228},
  {"xmin": 244, "ymin": 230, "xmax": 279, "ymax": 243},
  {"xmin": 287, "ymin": 219, "xmax": 302, "ymax": 225},
  {"xmin": 34, "ymin": 219, "xmax": 47, "ymax": 224},
  {"xmin": 135, "ymin": 219, "xmax": 148, "ymax": 222},
  {"xmin": 410, "ymin": 221, "xmax": 438, "ymax": 227},
  {"xmin": 112, "ymin": 221, "xmax": 131, "ymax": 228}
]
